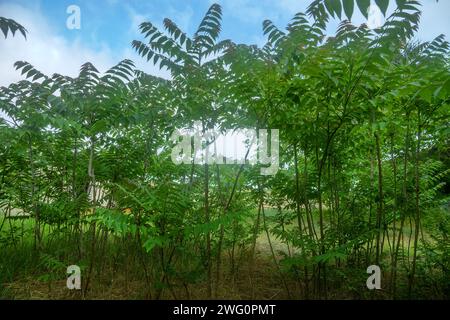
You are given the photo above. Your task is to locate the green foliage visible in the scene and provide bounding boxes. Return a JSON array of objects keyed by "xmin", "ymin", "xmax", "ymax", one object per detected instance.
[
  {"xmin": 0, "ymin": 17, "xmax": 27, "ymax": 39},
  {"xmin": 0, "ymin": 0, "xmax": 449, "ymax": 300}
]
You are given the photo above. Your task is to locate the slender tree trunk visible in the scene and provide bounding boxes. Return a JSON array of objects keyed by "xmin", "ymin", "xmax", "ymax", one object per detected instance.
[
  {"xmin": 249, "ymin": 200, "xmax": 262, "ymax": 299},
  {"xmin": 294, "ymin": 143, "xmax": 304, "ymax": 235},
  {"xmin": 260, "ymin": 182, "xmax": 291, "ymax": 298},
  {"xmin": 201, "ymin": 121, "xmax": 212, "ymax": 299},
  {"xmin": 393, "ymin": 112, "xmax": 410, "ymax": 298},
  {"xmin": 215, "ymin": 144, "xmax": 251, "ymax": 297},
  {"xmin": 28, "ymin": 134, "xmax": 41, "ymax": 252},
  {"xmin": 389, "ymin": 134, "xmax": 398, "ymax": 296},
  {"xmin": 375, "ymin": 131, "xmax": 384, "ymax": 266},
  {"xmin": 83, "ymin": 135, "xmax": 97, "ymax": 298},
  {"xmin": 408, "ymin": 109, "xmax": 422, "ymax": 298}
]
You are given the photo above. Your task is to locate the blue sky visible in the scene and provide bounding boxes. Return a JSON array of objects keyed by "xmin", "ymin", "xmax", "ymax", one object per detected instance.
[{"xmin": 1, "ymin": 0, "xmax": 449, "ymax": 86}]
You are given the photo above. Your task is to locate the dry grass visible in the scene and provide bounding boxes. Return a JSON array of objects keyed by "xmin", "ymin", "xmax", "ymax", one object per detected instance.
[{"xmin": 4, "ymin": 252, "xmax": 293, "ymax": 300}]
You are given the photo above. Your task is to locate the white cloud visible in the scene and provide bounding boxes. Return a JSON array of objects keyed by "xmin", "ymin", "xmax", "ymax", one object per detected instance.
[
  {"xmin": 0, "ymin": 2, "xmax": 171, "ymax": 88},
  {"xmin": 0, "ymin": 3, "xmax": 120, "ymax": 87},
  {"xmin": 125, "ymin": 6, "xmax": 150, "ymax": 36},
  {"xmin": 272, "ymin": 0, "xmax": 309, "ymax": 17},
  {"xmin": 416, "ymin": 0, "xmax": 450, "ymax": 42},
  {"xmin": 215, "ymin": 0, "xmax": 266, "ymax": 24}
]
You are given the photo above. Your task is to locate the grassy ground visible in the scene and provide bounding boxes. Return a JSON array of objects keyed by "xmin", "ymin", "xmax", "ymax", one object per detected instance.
[{"xmin": 0, "ymin": 213, "xmax": 446, "ymax": 300}]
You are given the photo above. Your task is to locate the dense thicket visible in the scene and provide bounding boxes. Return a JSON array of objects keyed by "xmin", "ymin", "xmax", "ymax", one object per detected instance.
[{"xmin": 0, "ymin": 0, "xmax": 449, "ymax": 299}]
